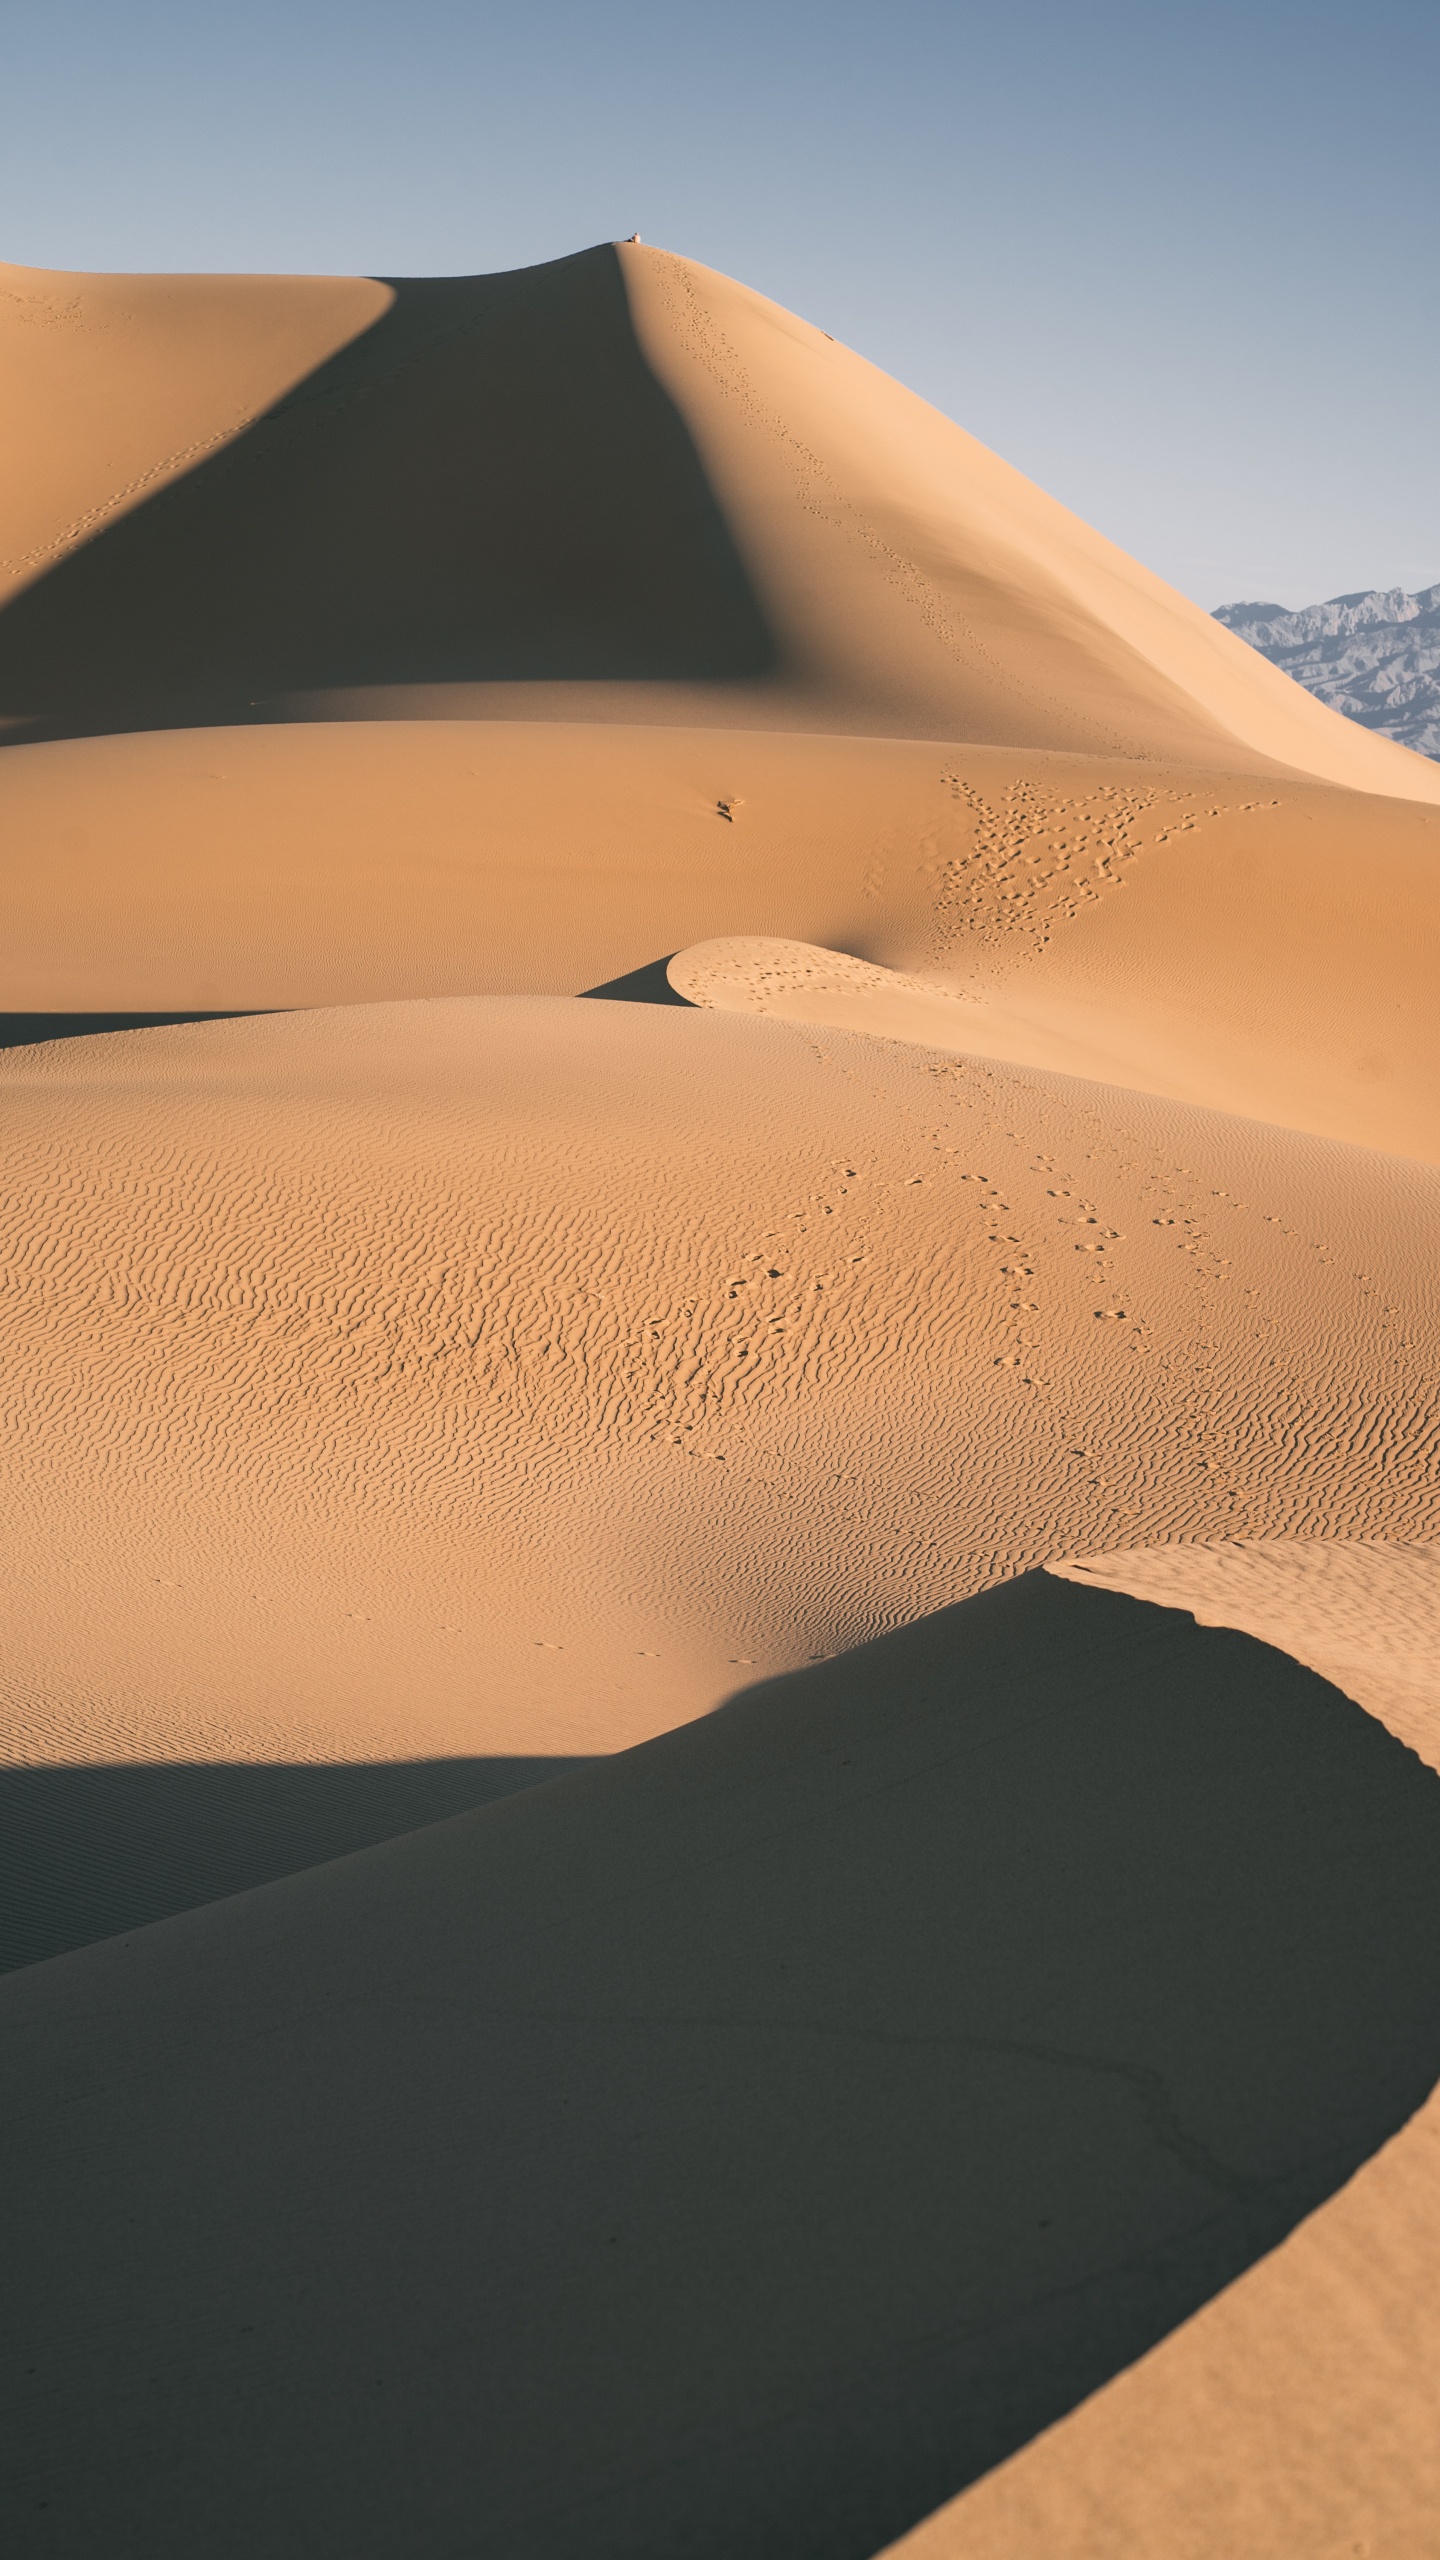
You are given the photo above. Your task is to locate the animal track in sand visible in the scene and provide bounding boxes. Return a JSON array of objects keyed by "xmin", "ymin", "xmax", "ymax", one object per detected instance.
[
  {"xmin": 0, "ymin": 289, "xmax": 89, "ymax": 328},
  {"xmin": 2, "ymin": 999, "xmax": 1437, "ymax": 1767},
  {"xmin": 929, "ymin": 772, "xmax": 1282, "ymax": 976}
]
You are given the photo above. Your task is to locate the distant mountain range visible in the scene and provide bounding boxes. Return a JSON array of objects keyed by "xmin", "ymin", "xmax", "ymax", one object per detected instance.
[{"xmin": 1214, "ymin": 585, "xmax": 1440, "ymax": 762}]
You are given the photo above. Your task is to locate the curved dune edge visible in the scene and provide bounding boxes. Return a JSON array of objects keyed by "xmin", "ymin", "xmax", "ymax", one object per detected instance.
[
  {"xmin": 882, "ymin": 1538, "xmax": 1440, "ymax": 2560},
  {"xmin": 3, "ymin": 726, "xmax": 1437, "ymax": 1166},
  {"xmin": 4, "ymin": 1001, "xmax": 1440, "ymax": 2559},
  {"xmin": 5, "ymin": 988, "xmax": 1440, "ymax": 1986},
  {"xmin": 1049, "ymin": 1538, "xmax": 1440, "ymax": 1769},
  {"xmin": 667, "ymin": 930, "xmax": 1162, "ymax": 1085},
  {"xmin": 668, "ymin": 934, "xmax": 986, "ymax": 1034},
  {"xmin": 668, "ymin": 921, "xmax": 1440, "ymax": 1165},
  {"xmin": 621, "ymin": 245, "xmax": 1440, "ymax": 802},
  {"xmin": 5, "ymin": 1568, "xmax": 1440, "ymax": 2556}
]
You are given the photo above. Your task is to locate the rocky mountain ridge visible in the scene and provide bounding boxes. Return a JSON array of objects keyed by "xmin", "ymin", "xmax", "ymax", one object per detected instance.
[{"xmin": 1214, "ymin": 584, "xmax": 1440, "ymax": 762}]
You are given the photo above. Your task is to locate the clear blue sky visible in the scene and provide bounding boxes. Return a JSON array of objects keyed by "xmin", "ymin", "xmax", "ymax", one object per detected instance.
[{"xmin": 2, "ymin": 0, "xmax": 1434, "ymax": 609}]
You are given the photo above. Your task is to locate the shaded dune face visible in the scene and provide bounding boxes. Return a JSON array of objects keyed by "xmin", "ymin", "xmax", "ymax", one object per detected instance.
[
  {"xmin": 0, "ymin": 1009, "xmax": 265, "ymax": 1048},
  {"xmin": 0, "ymin": 1756, "xmax": 594, "ymax": 1974},
  {"xmin": 0, "ymin": 246, "xmax": 775, "ymax": 745},
  {"xmin": 5, "ymin": 1574, "xmax": 1440, "ymax": 2557}
]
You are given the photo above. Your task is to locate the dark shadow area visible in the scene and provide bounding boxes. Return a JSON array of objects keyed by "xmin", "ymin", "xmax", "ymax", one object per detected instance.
[
  {"xmin": 0, "ymin": 1011, "xmax": 273, "ymax": 1050},
  {"xmin": 6, "ymin": 1574, "xmax": 1440, "ymax": 2556},
  {"xmin": 578, "ymin": 953, "xmax": 694, "ymax": 1005},
  {"xmin": 0, "ymin": 1756, "xmax": 592, "ymax": 1973},
  {"xmin": 0, "ymin": 247, "xmax": 775, "ymax": 747}
]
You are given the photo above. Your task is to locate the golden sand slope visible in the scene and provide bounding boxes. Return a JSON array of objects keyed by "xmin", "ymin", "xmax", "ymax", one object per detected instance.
[
  {"xmin": 2, "ymin": 728, "xmax": 1436, "ymax": 1157},
  {"xmin": 669, "ymin": 808, "xmax": 1440, "ymax": 1160},
  {"xmin": 4, "ymin": 241, "xmax": 1438, "ymax": 1165},
  {"xmin": 4, "ymin": 998, "xmax": 1437, "ymax": 1782},
  {"xmin": 2, "ymin": 996, "xmax": 1428, "ymax": 2560},
  {"xmin": 2, "ymin": 244, "xmax": 1439, "ymax": 1167},
  {"xmin": 3, "ymin": 243, "xmax": 1435, "ymax": 793}
]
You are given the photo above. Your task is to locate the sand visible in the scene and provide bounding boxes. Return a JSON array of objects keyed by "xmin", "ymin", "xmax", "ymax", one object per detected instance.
[
  {"xmin": 881, "ymin": 1541, "xmax": 1440, "ymax": 2560},
  {"xmin": 2, "ymin": 240, "xmax": 1439, "ymax": 2554}
]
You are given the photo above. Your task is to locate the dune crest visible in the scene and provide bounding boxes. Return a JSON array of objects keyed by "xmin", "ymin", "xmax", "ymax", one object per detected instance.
[
  {"xmin": 622, "ymin": 245, "xmax": 1440, "ymax": 796},
  {"xmin": 6, "ymin": 240, "xmax": 1438, "ymax": 799},
  {"xmin": 1051, "ymin": 1538, "xmax": 1440, "ymax": 1767},
  {"xmin": 3, "ymin": 242, "xmax": 1438, "ymax": 1165},
  {"xmin": 0, "ymin": 262, "xmax": 391, "ymax": 620},
  {"xmin": 6, "ymin": 1570, "xmax": 1440, "ymax": 2555},
  {"xmin": 883, "ymin": 1539, "xmax": 1440, "ymax": 2560}
]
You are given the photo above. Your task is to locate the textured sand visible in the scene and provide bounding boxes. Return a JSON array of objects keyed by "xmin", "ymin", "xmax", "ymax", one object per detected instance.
[
  {"xmin": 5, "ymin": 997, "xmax": 1437, "ymax": 1779},
  {"xmin": 3, "ymin": 240, "xmax": 1440, "ymax": 2554}
]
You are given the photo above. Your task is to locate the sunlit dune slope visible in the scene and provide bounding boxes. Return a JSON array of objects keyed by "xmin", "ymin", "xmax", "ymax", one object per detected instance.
[
  {"xmin": 4, "ymin": 240, "xmax": 1438, "ymax": 1168},
  {"xmin": 3, "ymin": 995, "xmax": 1437, "ymax": 1787},
  {"xmin": 5, "ymin": 1568, "xmax": 1440, "ymax": 2559},
  {"xmin": 668, "ymin": 802, "xmax": 1440, "ymax": 1161},
  {"xmin": 3, "ymin": 241, "xmax": 1436, "ymax": 797}
]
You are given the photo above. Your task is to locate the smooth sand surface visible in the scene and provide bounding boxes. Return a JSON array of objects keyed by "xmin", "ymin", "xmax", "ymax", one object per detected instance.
[
  {"xmin": 6, "ymin": 1570, "xmax": 1440, "ymax": 2557},
  {"xmin": 879, "ymin": 1542, "xmax": 1440, "ymax": 2560},
  {"xmin": 3, "ymin": 728, "xmax": 1436, "ymax": 1154},
  {"xmin": 3, "ymin": 240, "xmax": 1440, "ymax": 2554},
  {"xmin": 5, "ymin": 244, "xmax": 1436, "ymax": 794},
  {"xmin": 0, "ymin": 262, "xmax": 390, "ymax": 633}
]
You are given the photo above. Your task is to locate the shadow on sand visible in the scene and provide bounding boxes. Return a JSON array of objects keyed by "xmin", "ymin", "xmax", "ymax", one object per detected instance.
[
  {"xmin": 0, "ymin": 1012, "xmax": 277, "ymax": 1050},
  {"xmin": 579, "ymin": 953, "xmax": 694, "ymax": 1005},
  {"xmin": 0, "ymin": 1755, "xmax": 594, "ymax": 1973},
  {"xmin": 5, "ymin": 1572, "xmax": 1440, "ymax": 2555},
  {"xmin": 0, "ymin": 246, "xmax": 776, "ymax": 746}
]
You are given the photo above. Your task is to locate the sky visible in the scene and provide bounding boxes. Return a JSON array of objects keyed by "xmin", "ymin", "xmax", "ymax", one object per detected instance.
[{"xmin": 1, "ymin": 0, "xmax": 1435, "ymax": 610}]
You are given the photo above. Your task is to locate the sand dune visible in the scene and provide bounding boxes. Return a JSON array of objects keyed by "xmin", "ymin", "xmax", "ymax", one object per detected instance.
[
  {"xmin": 3, "ymin": 240, "xmax": 1440, "ymax": 2555},
  {"xmin": 4, "ymin": 241, "xmax": 1437, "ymax": 1152},
  {"xmin": 6, "ymin": 1569, "xmax": 1440, "ymax": 2556},
  {"xmin": 4, "ymin": 244, "xmax": 1436, "ymax": 796},
  {"xmin": 0, "ymin": 261, "xmax": 389, "ymax": 640},
  {"xmin": 3, "ymin": 990, "xmax": 1438, "ymax": 2015},
  {"xmin": 882, "ymin": 1540, "xmax": 1440, "ymax": 2560},
  {"xmin": 669, "ymin": 844, "xmax": 1440, "ymax": 1160}
]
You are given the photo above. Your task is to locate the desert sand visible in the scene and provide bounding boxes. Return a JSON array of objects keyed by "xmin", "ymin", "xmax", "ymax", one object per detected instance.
[{"xmin": 2, "ymin": 242, "xmax": 1439, "ymax": 2555}]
